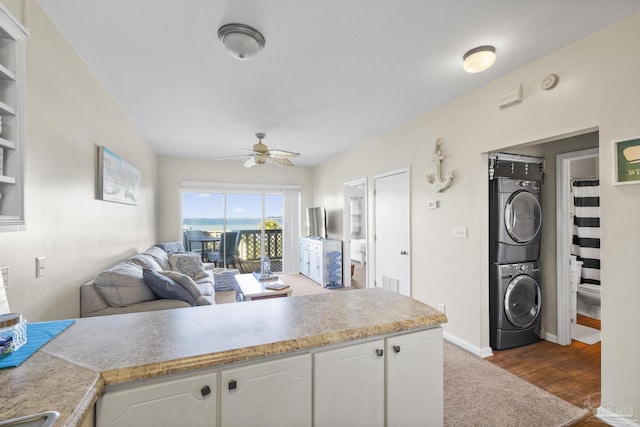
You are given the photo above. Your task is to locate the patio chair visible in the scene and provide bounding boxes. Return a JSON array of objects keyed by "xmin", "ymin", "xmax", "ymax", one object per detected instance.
[{"xmin": 207, "ymin": 231, "xmax": 241, "ymax": 269}]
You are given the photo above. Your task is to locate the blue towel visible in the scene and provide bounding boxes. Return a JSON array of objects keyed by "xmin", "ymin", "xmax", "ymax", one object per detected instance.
[{"xmin": 0, "ymin": 319, "xmax": 75, "ymax": 369}]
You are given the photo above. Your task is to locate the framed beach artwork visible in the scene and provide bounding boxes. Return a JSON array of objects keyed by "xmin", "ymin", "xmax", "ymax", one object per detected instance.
[
  {"xmin": 97, "ymin": 146, "xmax": 141, "ymax": 205},
  {"xmin": 613, "ymin": 137, "xmax": 640, "ymax": 185}
]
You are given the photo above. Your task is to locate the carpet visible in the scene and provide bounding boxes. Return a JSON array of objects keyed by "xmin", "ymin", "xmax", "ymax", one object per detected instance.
[
  {"xmin": 571, "ymin": 323, "xmax": 601, "ymax": 345},
  {"xmin": 444, "ymin": 342, "xmax": 588, "ymax": 426}
]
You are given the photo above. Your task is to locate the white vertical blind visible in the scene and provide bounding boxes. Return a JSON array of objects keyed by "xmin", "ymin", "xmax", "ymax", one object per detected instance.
[{"xmin": 282, "ymin": 188, "xmax": 301, "ymax": 273}]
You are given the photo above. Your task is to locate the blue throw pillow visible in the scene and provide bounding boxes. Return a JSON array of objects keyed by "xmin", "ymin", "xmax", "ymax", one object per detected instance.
[{"xmin": 142, "ymin": 268, "xmax": 196, "ymax": 307}]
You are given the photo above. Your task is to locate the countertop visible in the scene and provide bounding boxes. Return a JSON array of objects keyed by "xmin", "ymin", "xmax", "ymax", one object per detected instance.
[{"xmin": 0, "ymin": 288, "xmax": 447, "ymax": 426}]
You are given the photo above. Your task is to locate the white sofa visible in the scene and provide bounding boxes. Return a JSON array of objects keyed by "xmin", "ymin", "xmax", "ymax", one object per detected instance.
[
  {"xmin": 80, "ymin": 242, "xmax": 238, "ymax": 317},
  {"xmin": 350, "ymin": 239, "xmax": 367, "ymax": 265}
]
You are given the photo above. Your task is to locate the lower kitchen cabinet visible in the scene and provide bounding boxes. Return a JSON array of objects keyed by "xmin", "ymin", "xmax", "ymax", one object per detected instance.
[
  {"xmin": 314, "ymin": 327, "xmax": 443, "ymax": 427},
  {"xmin": 220, "ymin": 353, "xmax": 312, "ymax": 427},
  {"xmin": 314, "ymin": 339, "xmax": 385, "ymax": 427},
  {"xmin": 95, "ymin": 370, "xmax": 217, "ymax": 427}
]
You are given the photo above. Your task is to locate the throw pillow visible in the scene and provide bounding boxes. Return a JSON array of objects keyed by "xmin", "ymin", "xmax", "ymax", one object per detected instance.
[
  {"xmin": 144, "ymin": 246, "xmax": 171, "ymax": 270},
  {"xmin": 94, "ymin": 261, "xmax": 156, "ymax": 307},
  {"xmin": 169, "ymin": 253, "xmax": 207, "ymax": 280},
  {"xmin": 142, "ymin": 269, "xmax": 196, "ymax": 306},
  {"xmin": 128, "ymin": 253, "xmax": 163, "ymax": 271},
  {"xmin": 160, "ymin": 270, "xmax": 212, "ymax": 306}
]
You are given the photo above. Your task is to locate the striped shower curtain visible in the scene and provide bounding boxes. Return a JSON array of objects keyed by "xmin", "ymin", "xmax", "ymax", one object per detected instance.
[{"xmin": 571, "ymin": 179, "xmax": 601, "ymax": 285}]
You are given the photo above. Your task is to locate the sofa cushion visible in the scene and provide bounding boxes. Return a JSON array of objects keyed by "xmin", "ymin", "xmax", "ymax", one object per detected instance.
[
  {"xmin": 211, "ymin": 268, "xmax": 240, "ymax": 291},
  {"xmin": 145, "ymin": 246, "xmax": 172, "ymax": 270},
  {"xmin": 143, "ymin": 269, "xmax": 197, "ymax": 306},
  {"xmin": 194, "ymin": 278, "xmax": 215, "ymax": 296},
  {"xmin": 94, "ymin": 261, "xmax": 156, "ymax": 307},
  {"xmin": 129, "ymin": 253, "xmax": 163, "ymax": 271},
  {"xmin": 169, "ymin": 253, "xmax": 207, "ymax": 280},
  {"xmin": 160, "ymin": 271, "xmax": 213, "ymax": 306}
]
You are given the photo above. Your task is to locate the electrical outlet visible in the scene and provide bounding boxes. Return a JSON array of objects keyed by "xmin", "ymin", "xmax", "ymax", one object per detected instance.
[
  {"xmin": 438, "ymin": 303, "xmax": 446, "ymax": 314},
  {"xmin": 1, "ymin": 266, "xmax": 8, "ymax": 288},
  {"xmin": 452, "ymin": 226, "xmax": 468, "ymax": 239}
]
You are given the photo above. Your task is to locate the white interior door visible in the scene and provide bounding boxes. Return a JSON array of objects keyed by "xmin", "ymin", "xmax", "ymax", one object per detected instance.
[{"xmin": 374, "ymin": 168, "xmax": 410, "ymax": 296}]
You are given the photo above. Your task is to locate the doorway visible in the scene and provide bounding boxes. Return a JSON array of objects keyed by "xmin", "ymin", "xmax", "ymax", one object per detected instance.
[
  {"xmin": 343, "ymin": 179, "xmax": 368, "ymax": 288},
  {"xmin": 373, "ymin": 168, "xmax": 411, "ymax": 296},
  {"xmin": 556, "ymin": 147, "xmax": 600, "ymax": 345}
]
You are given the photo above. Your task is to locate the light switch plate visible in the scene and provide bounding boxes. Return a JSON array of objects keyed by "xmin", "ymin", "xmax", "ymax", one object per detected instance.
[{"xmin": 36, "ymin": 256, "xmax": 46, "ymax": 278}]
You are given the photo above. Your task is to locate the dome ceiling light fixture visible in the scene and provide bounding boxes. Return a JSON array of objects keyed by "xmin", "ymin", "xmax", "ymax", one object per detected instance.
[
  {"xmin": 462, "ymin": 45, "xmax": 496, "ymax": 73},
  {"xmin": 217, "ymin": 23, "xmax": 265, "ymax": 60}
]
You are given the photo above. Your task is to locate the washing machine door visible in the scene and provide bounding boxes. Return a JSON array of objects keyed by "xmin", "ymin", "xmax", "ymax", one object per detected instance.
[
  {"xmin": 504, "ymin": 274, "xmax": 541, "ymax": 328},
  {"xmin": 504, "ymin": 191, "xmax": 542, "ymax": 243}
]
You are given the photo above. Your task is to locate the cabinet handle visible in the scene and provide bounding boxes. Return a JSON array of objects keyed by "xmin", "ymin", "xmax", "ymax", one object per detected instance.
[
  {"xmin": 400, "ymin": 250, "xmax": 408, "ymax": 255},
  {"xmin": 393, "ymin": 345, "xmax": 401, "ymax": 353},
  {"xmin": 228, "ymin": 379, "xmax": 237, "ymax": 391},
  {"xmin": 201, "ymin": 385, "xmax": 211, "ymax": 397},
  {"xmin": 376, "ymin": 349, "xmax": 384, "ymax": 357}
]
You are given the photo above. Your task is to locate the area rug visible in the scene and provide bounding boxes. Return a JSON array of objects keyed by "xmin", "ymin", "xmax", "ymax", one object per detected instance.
[
  {"xmin": 571, "ymin": 323, "xmax": 601, "ymax": 345},
  {"xmin": 444, "ymin": 341, "xmax": 589, "ymax": 426}
]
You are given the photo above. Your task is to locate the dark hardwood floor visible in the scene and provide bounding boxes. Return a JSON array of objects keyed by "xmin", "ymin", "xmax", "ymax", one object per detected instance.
[{"xmin": 487, "ymin": 315, "xmax": 608, "ymax": 426}]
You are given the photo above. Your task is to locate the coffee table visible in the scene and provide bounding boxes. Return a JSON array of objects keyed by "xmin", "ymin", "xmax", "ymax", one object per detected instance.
[{"xmin": 234, "ymin": 273, "xmax": 293, "ymax": 302}]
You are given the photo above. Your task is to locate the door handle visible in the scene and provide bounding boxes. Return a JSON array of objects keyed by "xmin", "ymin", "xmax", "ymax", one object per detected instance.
[{"xmin": 400, "ymin": 251, "xmax": 408, "ymax": 255}]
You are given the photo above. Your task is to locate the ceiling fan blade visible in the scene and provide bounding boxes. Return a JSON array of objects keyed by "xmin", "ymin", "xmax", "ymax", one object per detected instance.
[
  {"xmin": 266, "ymin": 149, "xmax": 300, "ymax": 158},
  {"xmin": 244, "ymin": 157, "xmax": 256, "ymax": 168},
  {"xmin": 213, "ymin": 154, "xmax": 251, "ymax": 160},
  {"xmin": 267, "ymin": 157, "xmax": 295, "ymax": 167}
]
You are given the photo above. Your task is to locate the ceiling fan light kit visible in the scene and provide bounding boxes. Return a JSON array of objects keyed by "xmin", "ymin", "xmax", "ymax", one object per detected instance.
[
  {"xmin": 217, "ymin": 23, "xmax": 265, "ymax": 60},
  {"xmin": 213, "ymin": 133, "xmax": 299, "ymax": 168},
  {"xmin": 463, "ymin": 45, "xmax": 496, "ymax": 73}
]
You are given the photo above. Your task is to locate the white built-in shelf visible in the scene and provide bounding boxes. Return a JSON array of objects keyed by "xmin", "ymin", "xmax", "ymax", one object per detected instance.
[
  {"xmin": 0, "ymin": 137, "xmax": 15, "ymax": 150},
  {"xmin": 0, "ymin": 63, "xmax": 15, "ymax": 81},
  {"xmin": 0, "ymin": 99, "xmax": 15, "ymax": 116},
  {"xmin": 0, "ymin": 175, "xmax": 16, "ymax": 184}
]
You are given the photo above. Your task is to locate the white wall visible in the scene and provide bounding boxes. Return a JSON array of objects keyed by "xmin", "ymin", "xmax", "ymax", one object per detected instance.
[
  {"xmin": 313, "ymin": 12, "xmax": 640, "ymax": 415},
  {"xmin": 0, "ymin": 1, "xmax": 157, "ymax": 321},
  {"xmin": 156, "ymin": 156, "xmax": 314, "ymax": 242}
]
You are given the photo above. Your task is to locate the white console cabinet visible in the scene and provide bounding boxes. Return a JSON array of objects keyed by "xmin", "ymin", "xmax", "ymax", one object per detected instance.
[{"xmin": 299, "ymin": 237, "xmax": 342, "ymax": 287}]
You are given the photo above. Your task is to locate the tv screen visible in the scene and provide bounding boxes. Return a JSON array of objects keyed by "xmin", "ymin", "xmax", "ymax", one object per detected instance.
[{"xmin": 306, "ymin": 206, "xmax": 327, "ymax": 238}]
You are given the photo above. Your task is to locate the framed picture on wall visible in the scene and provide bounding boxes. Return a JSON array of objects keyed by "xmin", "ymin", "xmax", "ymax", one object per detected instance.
[
  {"xmin": 613, "ymin": 137, "xmax": 640, "ymax": 185},
  {"xmin": 97, "ymin": 146, "xmax": 141, "ymax": 205}
]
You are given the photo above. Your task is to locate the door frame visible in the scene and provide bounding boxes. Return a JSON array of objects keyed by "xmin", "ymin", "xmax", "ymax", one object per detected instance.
[
  {"xmin": 556, "ymin": 147, "xmax": 599, "ymax": 346},
  {"xmin": 372, "ymin": 167, "xmax": 411, "ymax": 296},
  {"xmin": 343, "ymin": 178, "xmax": 368, "ymax": 288}
]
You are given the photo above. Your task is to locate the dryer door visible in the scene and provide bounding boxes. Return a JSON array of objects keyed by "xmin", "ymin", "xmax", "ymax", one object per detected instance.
[
  {"xmin": 504, "ymin": 274, "xmax": 541, "ymax": 328},
  {"xmin": 504, "ymin": 191, "xmax": 541, "ymax": 243}
]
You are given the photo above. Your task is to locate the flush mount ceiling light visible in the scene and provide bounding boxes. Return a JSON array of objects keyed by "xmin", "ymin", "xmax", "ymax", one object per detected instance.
[
  {"xmin": 463, "ymin": 45, "xmax": 496, "ymax": 73},
  {"xmin": 217, "ymin": 23, "xmax": 265, "ymax": 60}
]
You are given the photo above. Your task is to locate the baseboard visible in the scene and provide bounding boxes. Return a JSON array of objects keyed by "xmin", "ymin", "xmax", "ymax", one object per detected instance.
[
  {"xmin": 543, "ymin": 332, "xmax": 558, "ymax": 344},
  {"xmin": 444, "ymin": 332, "xmax": 494, "ymax": 358},
  {"xmin": 596, "ymin": 406, "xmax": 639, "ymax": 426}
]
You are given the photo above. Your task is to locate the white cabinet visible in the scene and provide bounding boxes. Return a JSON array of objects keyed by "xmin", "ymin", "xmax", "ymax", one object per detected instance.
[
  {"xmin": 0, "ymin": 5, "xmax": 26, "ymax": 231},
  {"xmin": 386, "ymin": 328, "xmax": 444, "ymax": 426},
  {"xmin": 220, "ymin": 354, "xmax": 312, "ymax": 427},
  {"xmin": 314, "ymin": 339, "xmax": 385, "ymax": 427},
  {"xmin": 299, "ymin": 237, "xmax": 342, "ymax": 287},
  {"xmin": 314, "ymin": 327, "xmax": 443, "ymax": 427},
  {"xmin": 96, "ymin": 370, "xmax": 217, "ymax": 427}
]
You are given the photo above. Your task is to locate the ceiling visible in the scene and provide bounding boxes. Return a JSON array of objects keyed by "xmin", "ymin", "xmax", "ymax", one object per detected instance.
[{"xmin": 37, "ymin": 1, "xmax": 640, "ymax": 167}]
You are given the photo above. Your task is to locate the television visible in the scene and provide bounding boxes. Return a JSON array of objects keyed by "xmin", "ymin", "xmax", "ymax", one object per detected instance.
[{"xmin": 306, "ymin": 206, "xmax": 327, "ymax": 238}]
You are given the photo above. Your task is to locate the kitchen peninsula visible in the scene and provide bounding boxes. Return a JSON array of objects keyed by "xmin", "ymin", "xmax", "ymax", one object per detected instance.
[{"xmin": 0, "ymin": 288, "xmax": 447, "ymax": 427}]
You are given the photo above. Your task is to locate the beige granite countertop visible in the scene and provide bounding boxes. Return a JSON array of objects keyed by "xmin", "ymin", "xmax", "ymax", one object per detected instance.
[{"xmin": 0, "ymin": 288, "xmax": 446, "ymax": 426}]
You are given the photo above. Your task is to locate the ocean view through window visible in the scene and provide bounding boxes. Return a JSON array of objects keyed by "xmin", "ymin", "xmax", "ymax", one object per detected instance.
[{"xmin": 182, "ymin": 191, "xmax": 284, "ymax": 272}]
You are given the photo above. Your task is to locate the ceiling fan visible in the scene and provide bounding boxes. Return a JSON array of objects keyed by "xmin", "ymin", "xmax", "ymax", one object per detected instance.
[{"xmin": 215, "ymin": 133, "xmax": 300, "ymax": 168}]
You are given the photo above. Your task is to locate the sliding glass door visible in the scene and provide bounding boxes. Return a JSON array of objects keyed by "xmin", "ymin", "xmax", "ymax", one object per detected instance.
[{"xmin": 182, "ymin": 191, "xmax": 284, "ymax": 273}]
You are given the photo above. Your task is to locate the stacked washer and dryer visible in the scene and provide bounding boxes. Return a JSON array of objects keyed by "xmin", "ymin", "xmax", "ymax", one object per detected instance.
[{"xmin": 489, "ymin": 154, "xmax": 544, "ymax": 350}]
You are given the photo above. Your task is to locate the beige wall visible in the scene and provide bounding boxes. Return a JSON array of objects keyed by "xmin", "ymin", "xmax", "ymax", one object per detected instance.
[
  {"xmin": 156, "ymin": 156, "xmax": 314, "ymax": 242},
  {"xmin": 0, "ymin": 1, "xmax": 157, "ymax": 321},
  {"xmin": 313, "ymin": 13, "xmax": 640, "ymax": 414}
]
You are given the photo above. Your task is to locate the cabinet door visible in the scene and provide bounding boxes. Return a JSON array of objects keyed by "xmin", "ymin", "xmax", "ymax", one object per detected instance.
[
  {"xmin": 96, "ymin": 371, "xmax": 217, "ymax": 427},
  {"xmin": 220, "ymin": 354, "xmax": 312, "ymax": 427},
  {"xmin": 386, "ymin": 327, "xmax": 443, "ymax": 427},
  {"xmin": 299, "ymin": 247, "xmax": 309, "ymax": 276},
  {"xmin": 314, "ymin": 339, "xmax": 385, "ymax": 427},
  {"xmin": 309, "ymin": 250, "xmax": 322, "ymax": 283}
]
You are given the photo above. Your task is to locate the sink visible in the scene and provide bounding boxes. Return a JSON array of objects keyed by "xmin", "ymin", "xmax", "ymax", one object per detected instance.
[{"xmin": 0, "ymin": 412, "xmax": 59, "ymax": 427}]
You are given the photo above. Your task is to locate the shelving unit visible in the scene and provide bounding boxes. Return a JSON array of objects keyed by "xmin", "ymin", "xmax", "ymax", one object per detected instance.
[{"xmin": 0, "ymin": 4, "xmax": 27, "ymax": 231}]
